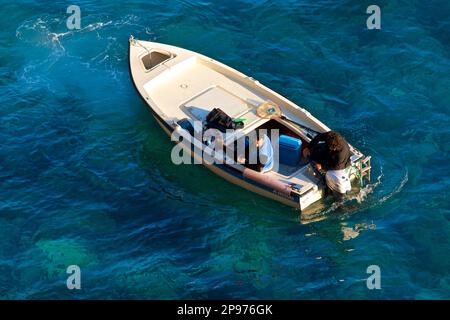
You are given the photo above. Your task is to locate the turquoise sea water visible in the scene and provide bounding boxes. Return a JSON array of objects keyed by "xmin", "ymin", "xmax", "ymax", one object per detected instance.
[{"xmin": 0, "ymin": 0, "xmax": 449, "ymax": 299}]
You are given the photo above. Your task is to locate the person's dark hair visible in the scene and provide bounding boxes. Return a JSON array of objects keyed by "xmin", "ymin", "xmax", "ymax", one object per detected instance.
[{"xmin": 325, "ymin": 131, "xmax": 346, "ymax": 152}]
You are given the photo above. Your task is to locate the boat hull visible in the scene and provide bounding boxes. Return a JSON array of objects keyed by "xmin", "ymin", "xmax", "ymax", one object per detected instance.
[{"xmin": 128, "ymin": 36, "xmax": 368, "ymax": 211}]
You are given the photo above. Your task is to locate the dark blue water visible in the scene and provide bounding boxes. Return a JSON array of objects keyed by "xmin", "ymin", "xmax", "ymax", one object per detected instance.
[{"xmin": 1, "ymin": 0, "xmax": 449, "ymax": 299}]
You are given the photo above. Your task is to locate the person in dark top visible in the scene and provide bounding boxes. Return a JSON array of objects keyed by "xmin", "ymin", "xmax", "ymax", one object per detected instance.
[
  {"xmin": 303, "ymin": 131, "xmax": 351, "ymax": 170},
  {"xmin": 303, "ymin": 131, "xmax": 352, "ymax": 198}
]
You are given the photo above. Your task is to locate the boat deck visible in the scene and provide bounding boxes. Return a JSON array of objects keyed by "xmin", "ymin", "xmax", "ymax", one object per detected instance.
[
  {"xmin": 128, "ymin": 39, "xmax": 366, "ymax": 209},
  {"xmin": 141, "ymin": 56, "xmax": 321, "ymax": 195},
  {"xmin": 143, "ymin": 57, "xmax": 269, "ymax": 142}
]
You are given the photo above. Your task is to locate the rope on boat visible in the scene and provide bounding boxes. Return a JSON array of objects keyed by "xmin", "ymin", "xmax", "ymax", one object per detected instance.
[{"xmin": 129, "ymin": 35, "xmax": 151, "ymax": 55}]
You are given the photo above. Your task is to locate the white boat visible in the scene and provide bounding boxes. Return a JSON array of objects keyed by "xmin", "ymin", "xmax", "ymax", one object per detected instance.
[{"xmin": 128, "ymin": 36, "xmax": 371, "ymax": 211}]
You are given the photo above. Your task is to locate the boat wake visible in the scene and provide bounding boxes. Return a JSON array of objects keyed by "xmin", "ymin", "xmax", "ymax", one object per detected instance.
[
  {"xmin": 14, "ymin": 14, "xmax": 149, "ymax": 91},
  {"xmin": 15, "ymin": 13, "xmax": 147, "ymax": 54},
  {"xmin": 348, "ymin": 166, "xmax": 409, "ymax": 213},
  {"xmin": 300, "ymin": 166, "xmax": 409, "ymax": 223}
]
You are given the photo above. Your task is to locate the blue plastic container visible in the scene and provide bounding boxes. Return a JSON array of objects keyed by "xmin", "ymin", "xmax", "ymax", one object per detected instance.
[{"xmin": 279, "ymin": 135, "xmax": 302, "ymax": 166}]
